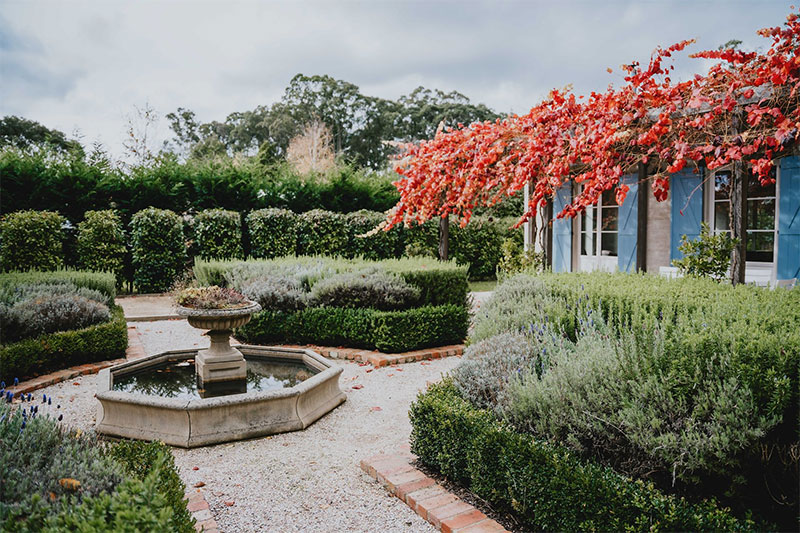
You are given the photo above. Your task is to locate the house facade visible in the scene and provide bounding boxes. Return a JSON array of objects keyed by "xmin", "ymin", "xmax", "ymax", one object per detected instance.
[{"xmin": 526, "ymin": 155, "xmax": 800, "ymax": 284}]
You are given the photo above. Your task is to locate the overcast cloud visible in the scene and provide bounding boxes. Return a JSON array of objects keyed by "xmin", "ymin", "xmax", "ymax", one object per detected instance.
[{"xmin": 0, "ymin": 0, "xmax": 792, "ymax": 157}]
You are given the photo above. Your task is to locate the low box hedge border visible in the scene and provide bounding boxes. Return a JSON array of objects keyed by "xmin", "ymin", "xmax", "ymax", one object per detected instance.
[
  {"xmin": 236, "ymin": 304, "xmax": 469, "ymax": 353},
  {"xmin": 0, "ymin": 305, "xmax": 128, "ymax": 382},
  {"xmin": 410, "ymin": 380, "xmax": 756, "ymax": 533}
]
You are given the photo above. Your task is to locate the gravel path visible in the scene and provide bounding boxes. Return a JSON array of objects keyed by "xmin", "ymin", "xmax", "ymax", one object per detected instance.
[{"xmin": 36, "ymin": 320, "xmax": 461, "ymax": 532}]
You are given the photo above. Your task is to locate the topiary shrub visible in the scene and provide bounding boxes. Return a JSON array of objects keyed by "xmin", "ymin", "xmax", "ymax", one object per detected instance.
[
  {"xmin": 193, "ymin": 208, "xmax": 243, "ymax": 260},
  {"xmin": 0, "ymin": 210, "xmax": 64, "ymax": 272},
  {"xmin": 76, "ymin": 210, "xmax": 126, "ymax": 286},
  {"xmin": 130, "ymin": 208, "xmax": 186, "ymax": 293},
  {"xmin": 297, "ymin": 209, "xmax": 348, "ymax": 256},
  {"xmin": 247, "ymin": 208, "xmax": 299, "ymax": 258},
  {"xmin": 308, "ymin": 269, "xmax": 420, "ymax": 310}
]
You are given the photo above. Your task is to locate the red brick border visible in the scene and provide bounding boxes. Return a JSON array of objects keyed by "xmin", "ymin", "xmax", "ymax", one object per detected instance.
[
  {"xmin": 184, "ymin": 489, "xmax": 220, "ymax": 533},
  {"xmin": 7, "ymin": 325, "xmax": 145, "ymax": 395},
  {"xmin": 361, "ymin": 450, "xmax": 508, "ymax": 533},
  {"xmin": 285, "ymin": 344, "xmax": 464, "ymax": 367}
]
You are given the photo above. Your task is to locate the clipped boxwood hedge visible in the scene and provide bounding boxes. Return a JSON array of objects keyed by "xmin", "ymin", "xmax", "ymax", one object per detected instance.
[
  {"xmin": 0, "ymin": 305, "xmax": 127, "ymax": 381},
  {"xmin": 0, "ymin": 209, "xmax": 65, "ymax": 272},
  {"xmin": 297, "ymin": 209, "xmax": 348, "ymax": 256},
  {"xmin": 410, "ymin": 380, "xmax": 755, "ymax": 532},
  {"xmin": 247, "ymin": 208, "xmax": 300, "ymax": 258},
  {"xmin": 193, "ymin": 208, "xmax": 243, "ymax": 260},
  {"xmin": 236, "ymin": 304, "xmax": 468, "ymax": 353},
  {"xmin": 130, "ymin": 207, "xmax": 186, "ymax": 293}
]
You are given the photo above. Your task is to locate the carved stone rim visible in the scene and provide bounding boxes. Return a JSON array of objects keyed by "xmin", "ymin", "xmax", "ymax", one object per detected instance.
[{"xmin": 176, "ymin": 301, "xmax": 261, "ymax": 318}]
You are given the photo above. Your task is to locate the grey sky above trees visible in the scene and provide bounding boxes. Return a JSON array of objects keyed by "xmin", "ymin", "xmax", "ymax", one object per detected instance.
[{"xmin": 0, "ymin": 0, "xmax": 790, "ymax": 158}]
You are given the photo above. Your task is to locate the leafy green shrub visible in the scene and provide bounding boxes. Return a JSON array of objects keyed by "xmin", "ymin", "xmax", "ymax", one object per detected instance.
[
  {"xmin": 0, "ymin": 281, "xmax": 109, "ymax": 307},
  {"xmin": 247, "ymin": 208, "xmax": 300, "ymax": 258},
  {"xmin": 410, "ymin": 381, "xmax": 754, "ymax": 533},
  {"xmin": 308, "ymin": 269, "xmax": 420, "ymax": 310},
  {"xmin": 76, "ymin": 210, "xmax": 126, "ymax": 286},
  {"xmin": 236, "ymin": 304, "xmax": 467, "ymax": 353},
  {"xmin": 240, "ymin": 277, "xmax": 308, "ymax": 311},
  {"xmin": 672, "ymin": 221, "xmax": 737, "ymax": 279},
  {"xmin": 496, "ymin": 237, "xmax": 544, "ymax": 280},
  {"xmin": 395, "ymin": 266, "xmax": 469, "ymax": 308},
  {"xmin": 109, "ymin": 441, "xmax": 195, "ymax": 533},
  {"xmin": 0, "ymin": 305, "xmax": 127, "ymax": 381},
  {"xmin": 193, "ymin": 208, "xmax": 243, "ymax": 260},
  {"xmin": 0, "ymin": 404, "xmax": 194, "ymax": 532},
  {"xmin": 130, "ymin": 208, "xmax": 186, "ymax": 293},
  {"xmin": 344, "ymin": 210, "xmax": 405, "ymax": 260},
  {"xmin": 0, "ymin": 210, "xmax": 64, "ymax": 271},
  {"xmin": 3, "ymin": 293, "xmax": 110, "ymax": 343},
  {"xmin": 297, "ymin": 209, "xmax": 348, "ymax": 256},
  {"xmin": 0, "ymin": 269, "xmax": 116, "ymax": 303},
  {"xmin": 451, "ymin": 217, "xmax": 510, "ymax": 279}
]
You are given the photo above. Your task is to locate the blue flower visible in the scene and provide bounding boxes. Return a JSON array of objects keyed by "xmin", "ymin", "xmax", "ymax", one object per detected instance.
[
  {"xmin": 13, "ymin": 378, "xmax": 18, "ymax": 386},
  {"xmin": 48, "ymin": 398, "xmax": 52, "ymax": 406},
  {"xmin": 42, "ymin": 394, "xmax": 47, "ymax": 403},
  {"xmin": 58, "ymin": 414, "xmax": 63, "ymax": 422}
]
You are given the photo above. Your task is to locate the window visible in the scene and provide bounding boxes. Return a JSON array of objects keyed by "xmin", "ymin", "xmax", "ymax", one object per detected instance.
[
  {"xmin": 712, "ymin": 170, "xmax": 776, "ymax": 262},
  {"xmin": 580, "ymin": 189, "xmax": 618, "ymax": 257}
]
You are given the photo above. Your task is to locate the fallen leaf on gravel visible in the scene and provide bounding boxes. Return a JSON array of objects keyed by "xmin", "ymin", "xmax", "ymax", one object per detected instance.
[
  {"xmin": 421, "ymin": 362, "xmax": 430, "ymax": 366},
  {"xmin": 370, "ymin": 406, "xmax": 382, "ymax": 412},
  {"xmin": 193, "ymin": 482, "xmax": 205, "ymax": 488},
  {"xmin": 396, "ymin": 368, "xmax": 403, "ymax": 372},
  {"xmin": 192, "ymin": 466, "xmax": 199, "ymax": 471},
  {"xmin": 365, "ymin": 368, "xmax": 373, "ymax": 373},
  {"xmin": 224, "ymin": 501, "xmax": 235, "ymax": 507},
  {"xmin": 213, "ymin": 491, "xmax": 224, "ymax": 497},
  {"xmin": 387, "ymin": 373, "xmax": 394, "ymax": 377},
  {"xmin": 352, "ymin": 384, "xmax": 363, "ymax": 390},
  {"xmin": 72, "ymin": 382, "xmax": 80, "ymax": 386}
]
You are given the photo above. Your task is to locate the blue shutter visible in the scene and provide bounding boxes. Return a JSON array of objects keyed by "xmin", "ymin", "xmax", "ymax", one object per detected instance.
[
  {"xmin": 777, "ymin": 156, "xmax": 800, "ymax": 280},
  {"xmin": 670, "ymin": 168, "xmax": 704, "ymax": 262},
  {"xmin": 617, "ymin": 174, "xmax": 638, "ymax": 272},
  {"xmin": 552, "ymin": 184, "xmax": 572, "ymax": 272}
]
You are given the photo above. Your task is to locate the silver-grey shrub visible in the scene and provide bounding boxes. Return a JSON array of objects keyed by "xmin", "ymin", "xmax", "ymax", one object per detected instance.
[
  {"xmin": 240, "ymin": 276, "xmax": 308, "ymax": 312},
  {"xmin": 308, "ymin": 269, "xmax": 420, "ymax": 310},
  {"xmin": 0, "ymin": 282, "xmax": 110, "ymax": 307},
  {"xmin": 506, "ymin": 327, "xmax": 777, "ymax": 486},
  {"xmin": 4, "ymin": 294, "xmax": 110, "ymax": 342}
]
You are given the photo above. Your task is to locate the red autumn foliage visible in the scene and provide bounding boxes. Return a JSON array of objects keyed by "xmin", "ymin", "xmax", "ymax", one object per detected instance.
[{"xmin": 387, "ymin": 10, "xmax": 800, "ymax": 229}]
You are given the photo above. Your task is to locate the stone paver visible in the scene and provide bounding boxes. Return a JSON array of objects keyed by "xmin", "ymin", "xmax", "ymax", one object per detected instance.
[
  {"xmin": 116, "ymin": 294, "xmax": 179, "ymax": 321},
  {"xmin": 361, "ymin": 451, "xmax": 508, "ymax": 533}
]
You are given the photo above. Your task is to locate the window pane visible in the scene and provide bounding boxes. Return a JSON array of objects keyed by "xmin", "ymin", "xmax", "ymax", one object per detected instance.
[
  {"xmin": 601, "ymin": 232, "xmax": 617, "ymax": 257},
  {"xmin": 714, "ymin": 172, "xmax": 731, "ymax": 200},
  {"xmin": 581, "ymin": 231, "xmax": 594, "ymax": 256},
  {"xmin": 601, "ymin": 206, "xmax": 618, "ymax": 231},
  {"xmin": 602, "ymin": 189, "xmax": 616, "ymax": 206},
  {"xmin": 714, "ymin": 201, "xmax": 730, "ymax": 232},
  {"xmin": 746, "ymin": 231, "xmax": 774, "ymax": 262},
  {"xmin": 748, "ymin": 169, "xmax": 776, "ymax": 198},
  {"xmin": 747, "ymin": 199, "xmax": 775, "ymax": 230}
]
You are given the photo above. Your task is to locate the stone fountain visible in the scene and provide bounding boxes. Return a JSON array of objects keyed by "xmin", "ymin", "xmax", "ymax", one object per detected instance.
[{"xmin": 95, "ymin": 299, "xmax": 345, "ymax": 447}]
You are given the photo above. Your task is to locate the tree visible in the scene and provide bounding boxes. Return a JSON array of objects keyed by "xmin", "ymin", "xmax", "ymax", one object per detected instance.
[
  {"xmin": 0, "ymin": 115, "xmax": 83, "ymax": 155},
  {"xmin": 389, "ymin": 10, "xmax": 800, "ymax": 285},
  {"xmin": 286, "ymin": 120, "xmax": 336, "ymax": 175}
]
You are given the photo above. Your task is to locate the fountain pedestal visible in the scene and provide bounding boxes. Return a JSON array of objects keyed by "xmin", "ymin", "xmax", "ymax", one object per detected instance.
[{"xmin": 177, "ymin": 302, "xmax": 262, "ymax": 386}]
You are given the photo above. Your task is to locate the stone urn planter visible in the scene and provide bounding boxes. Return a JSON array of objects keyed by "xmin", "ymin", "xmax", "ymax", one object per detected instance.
[{"xmin": 177, "ymin": 301, "xmax": 261, "ymax": 384}]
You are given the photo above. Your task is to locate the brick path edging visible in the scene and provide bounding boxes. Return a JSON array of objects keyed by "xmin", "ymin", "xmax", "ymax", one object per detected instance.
[
  {"xmin": 361, "ymin": 449, "xmax": 508, "ymax": 533},
  {"xmin": 287, "ymin": 344, "xmax": 464, "ymax": 367},
  {"xmin": 7, "ymin": 325, "xmax": 145, "ymax": 395},
  {"xmin": 185, "ymin": 489, "xmax": 220, "ymax": 533}
]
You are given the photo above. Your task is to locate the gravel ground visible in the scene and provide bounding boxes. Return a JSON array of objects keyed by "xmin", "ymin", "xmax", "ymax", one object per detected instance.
[{"xmin": 36, "ymin": 320, "xmax": 461, "ymax": 532}]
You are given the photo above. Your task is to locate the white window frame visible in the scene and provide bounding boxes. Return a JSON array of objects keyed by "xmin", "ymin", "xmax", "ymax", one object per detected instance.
[{"xmin": 578, "ymin": 188, "xmax": 618, "ymax": 272}]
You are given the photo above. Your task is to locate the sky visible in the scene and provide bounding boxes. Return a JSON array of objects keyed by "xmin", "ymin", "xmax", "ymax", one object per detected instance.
[{"xmin": 0, "ymin": 0, "xmax": 794, "ymax": 158}]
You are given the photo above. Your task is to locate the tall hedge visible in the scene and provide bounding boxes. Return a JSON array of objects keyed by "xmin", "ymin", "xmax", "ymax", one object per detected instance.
[
  {"xmin": 247, "ymin": 208, "xmax": 299, "ymax": 258},
  {"xmin": 0, "ymin": 210, "xmax": 64, "ymax": 271},
  {"xmin": 130, "ymin": 208, "xmax": 186, "ymax": 293},
  {"xmin": 297, "ymin": 209, "xmax": 348, "ymax": 256},
  {"xmin": 77, "ymin": 210, "xmax": 126, "ymax": 285},
  {"xmin": 344, "ymin": 210, "xmax": 405, "ymax": 260},
  {"xmin": 193, "ymin": 208, "xmax": 243, "ymax": 260}
]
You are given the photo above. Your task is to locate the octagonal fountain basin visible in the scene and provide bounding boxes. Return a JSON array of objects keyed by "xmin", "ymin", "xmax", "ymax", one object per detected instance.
[{"xmin": 96, "ymin": 346, "xmax": 345, "ymax": 448}]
